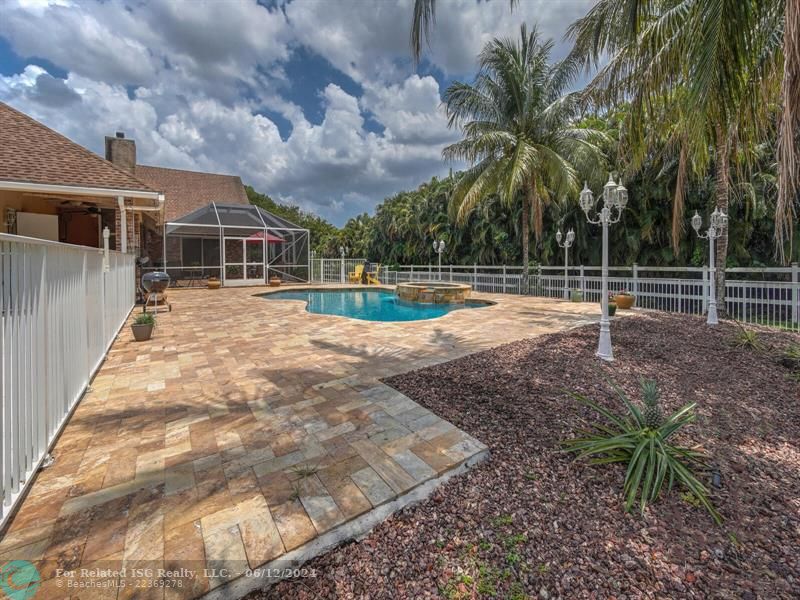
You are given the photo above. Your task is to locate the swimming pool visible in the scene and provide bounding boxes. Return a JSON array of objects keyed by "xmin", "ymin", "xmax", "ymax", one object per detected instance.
[{"xmin": 262, "ymin": 289, "xmax": 490, "ymax": 322}]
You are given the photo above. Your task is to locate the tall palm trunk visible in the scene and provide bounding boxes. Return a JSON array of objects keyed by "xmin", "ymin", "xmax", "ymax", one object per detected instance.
[
  {"xmin": 776, "ymin": 0, "xmax": 800, "ymax": 262},
  {"xmin": 521, "ymin": 185, "xmax": 532, "ymax": 293},
  {"xmin": 714, "ymin": 124, "xmax": 730, "ymax": 315}
]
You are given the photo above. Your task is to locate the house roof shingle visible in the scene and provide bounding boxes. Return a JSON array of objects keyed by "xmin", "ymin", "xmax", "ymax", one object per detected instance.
[
  {"xmin": 0, "ymin": 101, "xmax": 158, "ymax": 194},
  {"xmin": 135, "ymin": 165, "xmax": 249, "ymax": 221}
]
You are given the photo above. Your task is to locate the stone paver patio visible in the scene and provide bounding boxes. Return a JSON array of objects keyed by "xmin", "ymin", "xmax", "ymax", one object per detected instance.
[{"xmin": 0, "ymin": 285, "xmax": 598, "ymax": 599}]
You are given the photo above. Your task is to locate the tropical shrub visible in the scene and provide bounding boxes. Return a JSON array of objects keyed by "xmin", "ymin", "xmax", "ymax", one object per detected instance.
[
  {"xmin": 134, "ymin": 313, "xmax": 155, "ymax": 326},
  {"xmin": 563, "ymin": 378, "xmax": 722, "ymax": 523},
  {"xmin": 779, "ymin": 344, "xmax": 800, "ymax": 380},
  {"xmin": 731, "ymin": 327, "xmax": 765, "ymax": 352}
]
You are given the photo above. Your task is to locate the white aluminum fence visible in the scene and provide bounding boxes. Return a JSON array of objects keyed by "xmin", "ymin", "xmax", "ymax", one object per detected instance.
[
  {"xmin": 311, "ymin": 258, "xmax": 369, "ymax": 283},
  {"xmin": 0, "ymin": 234, "xmax": 134, "ymax": 530},
  {"xmin": 371, "ymin": 262, "xmax": 799, "ymax": 332}
]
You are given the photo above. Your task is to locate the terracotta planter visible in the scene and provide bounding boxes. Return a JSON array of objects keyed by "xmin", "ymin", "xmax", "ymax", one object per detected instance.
[
  {"xmin": 614, "ymin": 294, "xmax": 635, "ymax": 309},
  {"xmin": 207, "ymin": 278, "xmax": 221, "ymax": 290},
  {"xmin": 269, "ymin": 277, "xmax": 282, "ymax": 287},
  {"xmin": 131, "ymin": 323, "xmax": 154, "ymax": 342}
]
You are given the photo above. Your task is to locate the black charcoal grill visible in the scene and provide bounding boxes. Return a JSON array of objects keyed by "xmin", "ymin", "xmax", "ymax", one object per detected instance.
[
  {"xmin": 141, "ymin": 271, "xmax": 171, "ymax": 313},
  {"xmin": 142, "ymin": 271, "xmax": 170, "ymax": 294}
]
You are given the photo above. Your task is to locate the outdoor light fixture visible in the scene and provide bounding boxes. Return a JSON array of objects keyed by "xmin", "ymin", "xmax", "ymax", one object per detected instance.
[
  {"xmin": 433, "ymin": 240, "xmax": 445, "ymax": 280},
  {"xmin": 338, "ymin": 246, "xmax": 349, "ymax": 283},
  {"xmin": 580, "ymin": 173, "xmax": 628, "ymax": 361},
  {"xmin": 691, "ymin": 208, "xmax": 728, "ymax": 325},
  {"xmin": 555, "ymin": 228, "xmax": 575, "ymax": 300}
]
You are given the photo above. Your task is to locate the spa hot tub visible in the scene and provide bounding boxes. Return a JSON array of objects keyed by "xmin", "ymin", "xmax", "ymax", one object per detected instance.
[{"xmin": 396, "ymin": 281, "xmax": 472, "ymax": 304}]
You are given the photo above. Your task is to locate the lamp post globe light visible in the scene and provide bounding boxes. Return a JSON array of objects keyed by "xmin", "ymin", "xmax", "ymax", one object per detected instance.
[
  {"xmin": 691, "ymin": 208, "xmax": 728, "ymax": 325},
  {"xmin": 433, "ymin": 240, "xmax": 445, "ymax": 280},
  {"xmin": 580, "ymin": 173, "xmax": 628, "ymax": 361},
  {"xmin": 555, "ymin": 228, "xmax": 575, "ymax": 300}
]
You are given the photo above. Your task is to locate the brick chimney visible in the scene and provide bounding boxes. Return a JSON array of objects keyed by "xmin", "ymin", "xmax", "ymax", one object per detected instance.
[{"xmin": 105, "ymin": 131, "xmax": 136, "ymax": 173}]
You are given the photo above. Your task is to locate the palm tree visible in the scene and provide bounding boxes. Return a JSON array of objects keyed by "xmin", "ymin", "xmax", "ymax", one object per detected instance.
[
  {"xmin": 777, "ymin": 0, "xmax": 800, "ymax": 260},
  {"xmin": 411, "ymin": 0, "xmax": 798, "ymax": 264},
  {"xmin": 442, "ymin": 25, "xmax": 604, "ymax": 290},
  {"xmin": 567, "ymin": 0, "xmax": 784, "ymax": 308}
]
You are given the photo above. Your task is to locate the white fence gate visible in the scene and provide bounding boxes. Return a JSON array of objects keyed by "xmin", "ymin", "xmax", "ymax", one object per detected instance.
[
  {"xmin": 311, "ymin": 258, "xmax": 368, "ymax": 283},
  {"xmin": 0, "ymin": 234, "xmax": 135, "ymax": 529}
]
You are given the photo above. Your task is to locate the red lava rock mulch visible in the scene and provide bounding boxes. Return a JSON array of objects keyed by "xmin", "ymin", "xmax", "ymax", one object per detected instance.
[{"xmin": 254, "ymin": 313, "xmax": 800, "ymax": 599}]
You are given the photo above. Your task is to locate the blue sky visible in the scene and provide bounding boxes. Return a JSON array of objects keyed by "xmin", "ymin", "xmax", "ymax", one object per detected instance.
[{"xmin": 0, "ymin": 0, "xmax": 594, "ymax": 226}]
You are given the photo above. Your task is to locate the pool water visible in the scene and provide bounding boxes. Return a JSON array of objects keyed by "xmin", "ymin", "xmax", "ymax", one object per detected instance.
[{"xmin": 262, "ymin": 289, "xmax": 489, "ymax": 322}]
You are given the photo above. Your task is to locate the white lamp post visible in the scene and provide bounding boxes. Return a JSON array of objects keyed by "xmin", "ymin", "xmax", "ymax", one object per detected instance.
[
  {"xmin": 555, "ymin": 228, "xmax": 575, "ymax": 300},
  {"xmin": 580, "ymin": 173, "xmax": 628, "ymax": 361},
  {"xmin": 691, "ymin": 208, "xmax": 728, "ymax": 325},
  {"xmin": 433, "ymin": 240, "xmax": 445, "ymax": 281},
  {"xmin": 339, "ymin": 245, "xmax": 349, "ymax": 283}
]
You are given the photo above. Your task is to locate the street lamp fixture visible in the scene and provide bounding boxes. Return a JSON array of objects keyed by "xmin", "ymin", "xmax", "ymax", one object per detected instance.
[
  {"xmin": 338, "ymin": 246, "xmax": 349, "ymax": 283},
  {"xmin": 555, "ymin": 227, "xmax": 575, "ymax": 300},
  {"xmin": 433, "ymin": 240, "xmax": 445, "ymax": 281},
  {"xmin": 580, "ymin": 173, "xmax": 628, "ymax": 361},
  {"xmin": 691, "ymin": 208, "xmax": 728, "ymax": 325}
]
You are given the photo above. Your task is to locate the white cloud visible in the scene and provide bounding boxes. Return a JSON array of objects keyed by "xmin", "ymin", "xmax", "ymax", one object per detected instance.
[
  {"xmin": 361, "ymin": 75, "xmax": 457, "ymax": 145},
  {"xmin": 287, "ymin": 0, "xmax": 595, "ymax": 83},
  {"xmin": 0, "ymin": 0, "xmax": 594, "ymax": 223}
]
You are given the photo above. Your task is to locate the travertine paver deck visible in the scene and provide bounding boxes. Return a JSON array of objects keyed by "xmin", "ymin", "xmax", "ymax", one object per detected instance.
[{"xmin": 0, "ymin": 286, "xmax": 598, "ymax": 599}]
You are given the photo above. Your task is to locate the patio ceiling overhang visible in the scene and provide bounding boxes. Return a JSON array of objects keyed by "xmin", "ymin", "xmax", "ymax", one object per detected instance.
[{"xmin": 0, "ymin": 179, "xmax": 165, "ymax": 209}]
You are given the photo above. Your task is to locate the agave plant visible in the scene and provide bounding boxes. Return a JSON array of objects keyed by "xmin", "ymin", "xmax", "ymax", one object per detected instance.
[
  {"xmin": 563, "ymin": 378, "xmax": 722, "ymax": 524},
  {"xmin": 731, "ymin": 327, "xmax": 766, "ymax": 352}
]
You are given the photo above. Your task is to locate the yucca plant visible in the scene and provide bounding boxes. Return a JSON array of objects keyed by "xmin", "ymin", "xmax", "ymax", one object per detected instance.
[
  {"xmin": 563, "ymin": 378, "xmax": 722, "ymax": 524},
  {"xmin": 731, "ymin": 328, "xmax": 765, "ymax": 352}
]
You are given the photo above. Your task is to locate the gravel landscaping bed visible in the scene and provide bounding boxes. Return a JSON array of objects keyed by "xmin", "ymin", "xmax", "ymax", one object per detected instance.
[{"xmin": 257, "ymin": 313, "xmax": 800, "ymax": 599}]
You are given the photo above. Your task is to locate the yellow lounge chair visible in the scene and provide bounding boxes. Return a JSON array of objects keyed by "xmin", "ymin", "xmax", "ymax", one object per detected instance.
[
  {"xmin": 366, "ymin": 263, "xmax": 381, "ymax": 285},
  {"xmin": 348, "ymin": 264, "xmax": 364, "ymax": 283}
]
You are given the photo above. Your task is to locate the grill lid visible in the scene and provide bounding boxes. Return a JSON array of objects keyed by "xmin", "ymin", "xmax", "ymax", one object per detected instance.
[{"xmin": 141, "ymin": 271, "xmax": 170, "ymax": 292}]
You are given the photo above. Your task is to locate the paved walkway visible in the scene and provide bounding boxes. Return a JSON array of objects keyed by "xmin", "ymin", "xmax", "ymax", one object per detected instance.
[{"xmin": 0, "ymin": 286, "xmax": 598, "ymax": 599}]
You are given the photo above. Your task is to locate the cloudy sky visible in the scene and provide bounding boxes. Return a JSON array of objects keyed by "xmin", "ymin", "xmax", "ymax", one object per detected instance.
[{"xmin": 0, "ymin": 0, "xmax": 594, "ymax": 225}]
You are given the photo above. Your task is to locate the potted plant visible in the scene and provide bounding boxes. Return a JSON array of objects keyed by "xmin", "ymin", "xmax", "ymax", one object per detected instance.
[
  {"xmin": 570, "ymin": 289, "xmax": 583, "ymax": 302},
  {"xmin": 207, "ymin": 276, "xmax": 221, "ymax": 290},
  {"xmin": 613, "ymin": 289, "xmax": 636, "ymax": 309},
  {"xmin": 131, "ymin": 312, "xmax": 155, "ymax": 341},
  {"xmin": 269, "ymin": 275, "xmax": 282, "ymax": 287},
  {"xmin": 607, "ymin": 292, "xmax": 618, "ymax": 317}
]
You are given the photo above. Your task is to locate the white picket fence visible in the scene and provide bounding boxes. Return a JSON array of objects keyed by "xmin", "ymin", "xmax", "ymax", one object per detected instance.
[
  {"xmin": 0, "ymin": 234, "xmax": 134, "ymax": 529},
  {"xmin": 311, "ymin": 259, "xmax": 800, "ymax": 331}
]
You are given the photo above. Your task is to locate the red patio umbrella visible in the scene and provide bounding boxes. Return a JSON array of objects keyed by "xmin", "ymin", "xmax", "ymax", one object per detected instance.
[{"xmin": 246, "ymin": 230, "xmax": 284, "ymax": 243}]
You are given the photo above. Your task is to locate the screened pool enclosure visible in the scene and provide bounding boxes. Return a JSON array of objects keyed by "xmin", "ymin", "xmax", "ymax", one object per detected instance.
[{"xmin": 164, "ymin": 203, "xmax": 310, "ymax": 286}]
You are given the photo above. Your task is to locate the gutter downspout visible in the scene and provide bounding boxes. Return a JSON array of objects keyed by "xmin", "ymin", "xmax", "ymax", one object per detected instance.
[{"xmin": 117, "ymin": 196, "xmax": 127, "ymax": 253}]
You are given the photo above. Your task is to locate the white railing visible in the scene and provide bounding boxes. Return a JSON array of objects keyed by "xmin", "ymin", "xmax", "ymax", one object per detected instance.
[
  {"xmin": 0, "ymin": 234, "xmax": 134, "ymax": 529},
  {"xmin": 377, "ymin": 262, "xmax": 799, "ymax": 332},
  {"xmin": 311, "ymin": 258, "xmax": 369, "ymax": 283}
]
